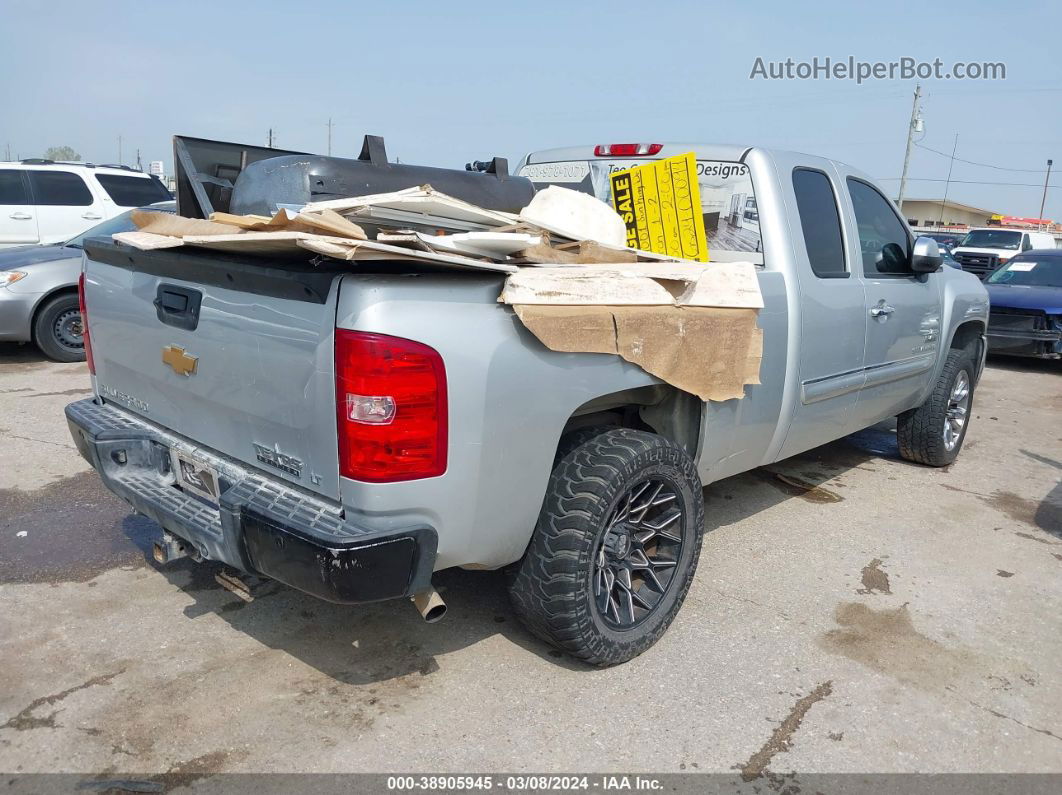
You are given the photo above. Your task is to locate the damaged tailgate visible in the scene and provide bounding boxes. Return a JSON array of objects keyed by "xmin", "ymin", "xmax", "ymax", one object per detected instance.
[{"xmin": 82, "ymin": 237, "xmax": 344, "ymax": 501}]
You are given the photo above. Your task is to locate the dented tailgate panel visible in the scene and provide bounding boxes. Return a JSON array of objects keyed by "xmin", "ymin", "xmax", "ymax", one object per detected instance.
[{"xmin": 83, "ymin": 248, "xmax": 341, "ymax": 501}]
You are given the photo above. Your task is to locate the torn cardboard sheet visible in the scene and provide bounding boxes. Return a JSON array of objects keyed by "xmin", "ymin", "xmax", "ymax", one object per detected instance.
[
  {"xmin": 131, "ymin": 210, "xmax": 240, "ymax": 237},
  {"xmin": 514, "ymin": 305, "xmax": 762, "ymax": 402},
  {"xmin": 210, "ymin": 208, "xmax": 368, "ymax": 240},
  {"xmin": 499, "ymin": 261, "xmax": 763, "ymax": 309}
]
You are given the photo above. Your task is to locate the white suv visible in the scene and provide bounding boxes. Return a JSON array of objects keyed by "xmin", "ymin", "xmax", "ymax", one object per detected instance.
[{"xmin": 0, "ymin": 160, "xmax": 172, "ymax": 249}]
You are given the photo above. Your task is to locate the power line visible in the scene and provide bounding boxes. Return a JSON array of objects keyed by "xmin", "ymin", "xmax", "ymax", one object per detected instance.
[
  {"xmin": 878, "ymin": 176, "xmax": 1062, "ymax": 188},
  {"xmin": 914, "ymin": 141, "xmax": 1048, "ymax": 173}
]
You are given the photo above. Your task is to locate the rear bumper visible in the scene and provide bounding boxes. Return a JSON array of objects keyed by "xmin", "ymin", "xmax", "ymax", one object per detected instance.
[{"xmin": 65, "ymin": 398, "xmax": 437, "ymax": 604}]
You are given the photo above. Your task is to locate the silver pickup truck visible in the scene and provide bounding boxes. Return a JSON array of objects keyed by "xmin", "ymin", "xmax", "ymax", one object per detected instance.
[{"xmin": 66, "ymin": 142, "xmax": 989, "ymax": 666}]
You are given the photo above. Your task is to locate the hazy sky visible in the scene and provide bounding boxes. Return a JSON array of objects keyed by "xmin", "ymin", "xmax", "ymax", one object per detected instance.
[{"xmin": 2, "ymin": 0, "xmax": 1059, "ymax": 218}]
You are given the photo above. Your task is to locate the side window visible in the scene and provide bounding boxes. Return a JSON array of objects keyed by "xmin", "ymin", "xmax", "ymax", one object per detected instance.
[
  {"xmin": 1021, "ymin": 234, "xmax": 1032, "ymax": 252},
  {"xmin": 846, "ymin": 178, "xmax": 912, "ymax": 276},
  {"xmin": 95, "ymin": 174, "xmax": 172, "ymax": 207},
  {"xmin": 792, "ymin": 168, "xmax": 847, "ymax": 278},
  {"xmin": 27, "ymin": 171, "xmax": 93, "ymax": 207},
  {"xmin": 0, "ymin": 169, "xmax": 30, "ymax": 204}
]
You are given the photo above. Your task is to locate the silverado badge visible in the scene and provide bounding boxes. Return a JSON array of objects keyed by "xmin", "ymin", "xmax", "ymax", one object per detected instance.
[{"xmin": 162, "ymin": 345, "xmax": 198, "ymax": 376}]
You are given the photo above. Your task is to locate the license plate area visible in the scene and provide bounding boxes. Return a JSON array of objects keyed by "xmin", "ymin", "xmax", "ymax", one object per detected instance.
[{"xmin": 170, "ymin": 450, "xmax": 220, "ymax": 507}]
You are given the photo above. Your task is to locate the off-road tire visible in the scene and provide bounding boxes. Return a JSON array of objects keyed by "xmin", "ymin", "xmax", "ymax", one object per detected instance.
[
  {"xmin": 33, "ymin": 293, "xmax": 85, "ymax": 363},
  {"xmin": 508, "ymin": 428, "xmax": 704, "ymax": 666},
  {"xmin": 897, "ymin": 345, "xmax": 976, "ymax": 466}
]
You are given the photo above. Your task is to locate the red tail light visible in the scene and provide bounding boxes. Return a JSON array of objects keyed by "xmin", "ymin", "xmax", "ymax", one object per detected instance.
[
  {"xmin": 78, "ymin": 272, "xmax": 95, "ymax": 375},
  {"xmin": 334, "ymin": 330, "xmax": 447, "ymax": 482},
  {"xmin": 594, "ymin": 143, "xmax": 663, "ymax": 157}
]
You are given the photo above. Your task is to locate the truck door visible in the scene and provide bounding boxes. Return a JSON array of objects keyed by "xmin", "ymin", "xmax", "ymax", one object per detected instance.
[
  {"xmin": 776, "ymin": 165, "xmax": 868, "ymax": 460},
  {"xmin": 843, "ymin": 176, "xmax": 941, "ymax": 426}
]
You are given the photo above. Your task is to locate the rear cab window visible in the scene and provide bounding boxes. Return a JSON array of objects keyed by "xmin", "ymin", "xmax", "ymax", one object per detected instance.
[
  {"xmin": 27, "ymin": 170, "xmax": 94, "ymax": 206},
  {"xmin": 792, "ymin": 168, "xmax": 847, "ymax": 278},
  {"xmin": 94, "ymin": 173, "xmax": 172, "ymax": 207},
  {"xmin": 519, "ymin": 156, "xmax": 763, "ymax": 264}
]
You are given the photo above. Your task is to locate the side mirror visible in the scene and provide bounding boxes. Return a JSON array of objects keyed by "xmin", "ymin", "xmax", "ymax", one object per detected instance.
[{"xmin": 911, "ymin": 236, "xmax": 942, "ymax": 273}]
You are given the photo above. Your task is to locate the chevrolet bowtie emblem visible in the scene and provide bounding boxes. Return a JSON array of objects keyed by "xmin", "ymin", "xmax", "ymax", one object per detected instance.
[{"xmin": 162, "ymin": 345, "xmax": 198, "ymax": 376}]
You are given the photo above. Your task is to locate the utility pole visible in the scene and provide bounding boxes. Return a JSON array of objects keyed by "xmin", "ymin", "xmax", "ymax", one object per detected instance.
[
  {"xmin": 136, "ymin": 148, "xmax": 142, "ymax": 172},
  {"xmin": 938, "ymin": 134, "xmax": 958, "ymax": 226},
  {"xmin": 118, "ymin": 135, "xmax": 122, "ymax": 165},
  {"xmin": 327, "ymin": 118, "xmax": 334, "ymax": 156},
  {"xmin": 1039, "ymin": 159, "xmax": 1053, "ymax": 225},
  {"xmin": 267, "ymin": 128, "xmax": 275, "ymax": 148},
  {"xmin": 896, "ymin": 83, "xmax": 922, "ymax": 209}
]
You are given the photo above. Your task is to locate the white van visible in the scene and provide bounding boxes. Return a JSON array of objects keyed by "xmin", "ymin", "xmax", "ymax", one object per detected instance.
[
  {"xmin": 951, "ymin": 227, "xmax": 1057, "ymax": 279},
  {"xmin": 0, "ymin": 161, "xmax": 172, "ymax": 249}
]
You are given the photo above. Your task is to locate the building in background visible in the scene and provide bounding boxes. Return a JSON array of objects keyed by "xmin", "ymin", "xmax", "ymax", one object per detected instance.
[
  {"xmin": 900, "ymin": 198, "xmax": 1060, "ymax": 245},
  {"xmin": 900, "ymin": 198, "xmax": 998, "ymax": 228}
]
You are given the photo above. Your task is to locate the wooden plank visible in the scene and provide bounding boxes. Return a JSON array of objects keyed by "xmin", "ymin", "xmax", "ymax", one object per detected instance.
[
  {"xmin": 112, "ymin": 231, "xmax": 185, "ymax": 251},
  {"xmin": 181, "ymin": 231, "xmax": 354, "ymax": 255},
  {"xmin": 296, "ymin": 237, "xmax": 518, "ymax": 273},
  {"xmin": 499, "ymin": 261, "xmax": 763, "ymax": 308},
  {"xmin": 513, "ymin": 243, "xmax": 582, "ymax": 265},
  {"xmin": 132, "ymin": 210, "xmax": 240, "ymax": 237}
]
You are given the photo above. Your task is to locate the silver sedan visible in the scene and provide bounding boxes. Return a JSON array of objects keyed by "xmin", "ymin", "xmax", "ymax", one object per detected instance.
[{"xmin": 0, "ymin": 201, "xmax": 174, "ymax": 361}]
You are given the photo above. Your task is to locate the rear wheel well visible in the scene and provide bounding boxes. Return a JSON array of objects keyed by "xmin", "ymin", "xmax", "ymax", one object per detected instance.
[{"xmin": 557, "ymin": 385, "xmax": 702, "ymax": 461}]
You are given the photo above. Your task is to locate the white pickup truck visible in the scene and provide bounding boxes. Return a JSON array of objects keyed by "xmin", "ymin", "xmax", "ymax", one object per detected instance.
[{"xmin": 66, "ymin": 140, "xmax": 989, "ymax": 665}]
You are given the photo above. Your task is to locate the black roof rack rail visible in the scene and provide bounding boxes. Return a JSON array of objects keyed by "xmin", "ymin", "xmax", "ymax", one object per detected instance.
[{"xmin": 17, "ymin": 158, "xmax": 141, "ymax": 172}]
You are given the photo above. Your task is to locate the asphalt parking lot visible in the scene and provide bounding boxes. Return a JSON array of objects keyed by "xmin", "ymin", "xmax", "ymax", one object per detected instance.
[{"xmin": 0, "ymin": 342, "xmax": 1059, "ymax": 779}]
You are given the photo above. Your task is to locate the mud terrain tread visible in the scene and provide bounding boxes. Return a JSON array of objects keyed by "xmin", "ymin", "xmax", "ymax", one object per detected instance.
[{"xmin": 508, "ymin": 428, "xmax": 704, "ymax": 666}]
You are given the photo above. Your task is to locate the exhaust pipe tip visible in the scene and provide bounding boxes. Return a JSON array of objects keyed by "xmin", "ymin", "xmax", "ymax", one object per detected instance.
[{"xmin": 412, "ymin": 588, "xmax": 447, "ymax": 623}]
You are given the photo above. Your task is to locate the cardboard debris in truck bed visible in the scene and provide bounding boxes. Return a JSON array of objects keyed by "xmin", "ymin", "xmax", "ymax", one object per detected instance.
[
  {"xmin": 513, "ymin": 305, "xmax": 762, "ymax": 402},
  {"xmin": 111, "ymin": 185, "xmax": 765, "ymax": 401}
]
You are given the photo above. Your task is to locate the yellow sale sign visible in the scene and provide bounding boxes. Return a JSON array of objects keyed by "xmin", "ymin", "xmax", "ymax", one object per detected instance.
[{"xmin": 609, "ymin": 153, "xmax": 709, "ymax": 261}]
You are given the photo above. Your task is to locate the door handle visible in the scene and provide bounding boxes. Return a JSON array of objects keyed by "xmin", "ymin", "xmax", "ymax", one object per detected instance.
[
  {"xmin": 870, "ymin": 303, "xmax": 896, "ymax": 318},
  {"xmin": 81, "ymin": 212, "xmax": 103, "ymax": 220},
  {"xmin": 9, "ymin": 212, "xmax": 32, "ymax": 220}
]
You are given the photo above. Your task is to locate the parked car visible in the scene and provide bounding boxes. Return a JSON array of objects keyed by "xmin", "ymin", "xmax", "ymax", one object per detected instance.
[
  {"xmin": 984, "ymin": 249, "xmax": 1062, "ymax": 359},
  {"xmin": 67, "ymin": 141, "xmax": 988, "ymax": 666},
  {"xmin": 941, "ymin": 247, "xmax": 962, "ymax": 269},
  {"xmin": 951, "ymin": 227, "xmax": 1057, "ymax": 280},
  {"xmin": 0, "ymin": 160, "xmax": 172, "ymax": 250},
  {"xmin": 0, "ymin": 202, "xmax": 174, "ymax": 361}
]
